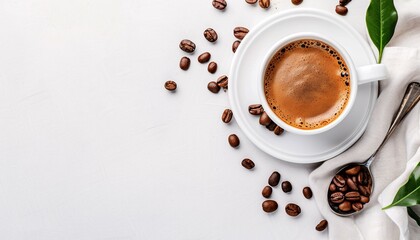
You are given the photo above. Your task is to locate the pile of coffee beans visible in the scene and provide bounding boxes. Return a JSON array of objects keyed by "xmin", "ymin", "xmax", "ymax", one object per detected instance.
[
  {"xmin": 248, "ymin": 104, "xmax": 285, "ymax": 136},
  {"xmin": 328, "ymin": 164, "xmax": 372, "ymax": 214}
]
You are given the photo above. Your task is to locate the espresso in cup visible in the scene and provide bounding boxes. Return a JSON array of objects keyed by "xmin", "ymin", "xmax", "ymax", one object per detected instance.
[{"xmin": 264, "ymin": 39, "xmax": 351, "ymax": 130}]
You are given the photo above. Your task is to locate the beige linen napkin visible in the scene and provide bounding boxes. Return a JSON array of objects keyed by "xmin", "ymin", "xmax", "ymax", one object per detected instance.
[{"xmin": 309, "ymin": 1, "xmax": 420, "ymax": 239}]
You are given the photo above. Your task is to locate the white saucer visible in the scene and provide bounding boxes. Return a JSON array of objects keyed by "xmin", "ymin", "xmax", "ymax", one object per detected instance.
[{"xmin": 228, "ymin": 9, "xmax": 378, "ymax": 164}]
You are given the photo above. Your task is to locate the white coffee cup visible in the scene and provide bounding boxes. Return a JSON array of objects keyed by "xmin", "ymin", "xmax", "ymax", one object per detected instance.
[{"xmin": 258, "ymin": 32, "xmax": 388, "ymax": 135}]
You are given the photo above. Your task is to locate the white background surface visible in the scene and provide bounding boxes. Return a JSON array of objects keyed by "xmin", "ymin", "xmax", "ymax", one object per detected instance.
[{"xmin": 0, "ymin": 0, "xmax": 372, "ymax": 239}]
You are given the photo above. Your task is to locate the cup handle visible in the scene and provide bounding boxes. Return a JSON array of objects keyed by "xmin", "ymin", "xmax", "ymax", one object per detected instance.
[{"xmin": 357, "ymin": 64, "xmax": 388, "ymax": 85}]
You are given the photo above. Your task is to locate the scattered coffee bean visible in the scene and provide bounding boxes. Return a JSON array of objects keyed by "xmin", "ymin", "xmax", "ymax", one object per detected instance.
[
  {"xmin": 208, "ymin": 61, "xmax": 218, "ymax": 74},
  {"xmin": 212, "ymin": 0, "xmax": 227, "ymax": 10},
  {"xmin": 198, "ymin": 52, "xmax": 211, "ymax": 63},
  {"xmin": 360, "ymin": 195, "xmax": 370, "ymax": 203},
  {"xmin": 303, "ymin": 187, "xmax": 313, "ymax": 199},
  {"xmin": 281, "ymin": 181, "xmax": 292, "ymax": 193},
  {"xmin": 338, "ymin": 201, "xmax": 351, "ymax": 212},
  {"xmin": 345, "ymin": 165, "xmax": 361, "ymax": 175},
  {"xmin": 246, "ymin": 0, "xmax": 258, "ymax": 4},
  {"xmin": 330, "ymin": 192, "xmax": 344, "ymax": 204},
  {"xmin": 164, "ymin": 80, "xmax": 177, "ymax": 91},
  {"xmin": 329, "ymin": 183, "xmax": 337, "ymax": 192},
  {"xmin": 345, "ymin": 191, "xmax": 360, "ymax": 201},
  {"xmin": 291, "ymin": 0, "xmax": 303, "ymax": 5},
  {"xmin": 259, "ymin": 0, "xmax": 270, "ymax": 9},
  {"xmin": 222, "ymin": 109, "xmax": 233, "ymax": 123},
  {"xmin": 249, "ymin": 104, "xmax": 263, "ymax": 115},
  {"xmin": 274, "ymin": 126, "xmax": 284, "ymax": 135},
  {"xmin": 262, "ymin": 200, "xmax": 278, "ymax": 213},
  {"xmin": 268, "ymin": 171, "xmax": 281, "ymax": 187},
  {"xmin": 316, "ymin": 220, "xmax": 328, "ymax": 231},
  {"xmin": 179, "ymin": 57, "xmax": 190, "ymax": 70},
  {"xmin": 335, "ymin": 5, "xmax": 348, "ymax": 16},
  {"xmin": 228, "ymin": 134, "xmax": 240, "ymax": 148},
  {"xmin": 233, "ymin": 27, "xmax": 249, "ymax": 40},
  {"xmin": 232, "ymin": 40, "xmax": 241, "ymax": 53},
  {"xmin": 259, "ymin": 112, "xmax": 272, "ymax": 126},
  {"xmin": 352, "ymin": 202, "xmax": 363, "ymax": 212},
  {"xmin": 285, "ymin": 203, "xmax": 301, "ymax": 216},
  {"xmin": 241, "ymin": 158, "xmax": 255, "ymax": 170},
  {"xmin": 266, "ymin": 121, "xmax": 277, "ymax": 131},
  {"xmin": 262, "ymin": 186, "xmax": 273, "ymax": 198},
  {"xmin": 339, "ymin": 0, "xmax": 351, "ymax": 6},
  {"xmin": 203, "ymin": 28, "xmax": 218, "ymax": 42},
  {"xmin": 346, "ymin": 178, "xmax": 358, "ymax": 191},
  {"xmin": 207, "ymin": 81, "xmax": 220, "ymax": 93},
  {"xmin": 217, "ymin": 75, "xmax": 228, "ymax": 89},
  {"xmin": 333, "ymin": 175, "xmax": 346, "ymax": 188},
  {"xmin": 179, "ymin": 39, "xmax": 196, "ymax": 53}
]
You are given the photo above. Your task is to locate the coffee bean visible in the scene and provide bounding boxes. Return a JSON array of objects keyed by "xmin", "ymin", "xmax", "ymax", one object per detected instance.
[
  {"xmin": 204, "ymin": 28, "xmax": 218, "ymax": 42},
  {"xmin": 259, "ymin": 0, "xmax": 270, "ymax": 9},
  {"xmin": 303, "ymin": 187, "xmax": 313, "ymax": 199},
  {"xmin": 333, "ymin": 175, "xmax": 346, "ymax": 188},
  {"xmin": 359, "ymin": 185, "xmax": 371, "ymax": 197},
  {"xmin": 217, "ymin": 75, "xmax": 228, "ymax": 89},
  {"xmin": 249, "ymin": 104, "xmax": 264, "ymax": 115},
  {"xmin": 352, "ymin": 202, "xmax": 363, "ymax": 212},
  {"xmin": 345, "ymin": 165, "xmax": 361, "ymax": 175},
  {"xmin": 198, "ymin": 52, "xmax": 211, "ymax": 63},
  {"xmin": 266, "ymin": 122, "xmax": 276, "ymax": 131},
  {"xmin": 262, "ymin": 200, "xmax": 278, "ymax": 213},
  {"xmin": 338, "ymin": 185, "xmax": 348, "ymax": 192},
  {"xmin": 274, "ymin": 126, "xmax": 284, "ymax": 135},
  {"xmin": 329, "ymin": 183, "xmax": 337, "ymax": 192},
  {"xmin": 330, "ymin": 192, "xmax": 344, "ymax": 204},
  {"xmin": 360, "ymin": 195, "xmax": 370, "ymax": 203},
  {"xmin": 345, "ymin": 191, "xmax": 360, "ymax": 201},
  {"xmin": 222, "ymin": 109, "xmax": 233, "ymax": 123},
  {"xmin": 259, "ymin": 112, "xmax": 272, "ymax": 126},
  {"xmin": 179, "ymin": 39, "xmax": 196, "ymax": 53},
  {"xmin": 268, "ymin": 171, "xmax": 281, "ymax": 187},
  {"xmin": 262, "ymin": 186, "xmax": 273, "ymax": 198},
  {"xmin": 339, "ymin": 0, "xmax": 351, "ymax": 6},
  {"xmin": 357, "ymin": 170, "xmax": 369, "ymax": 185},
  {"xmin": 285, "ymin": 203, "xmax": 301, "ymax": 216},
  {"xmin": 207, "ymin": 81, "xmax": 220, "ymax": 93},
  {"xmin": 232, "ymin": 40, "xmax": 241, "ymax": 53},
  {"xmin": 281, "ymin": 181, "xmax": 292, "ymax": 193},
  {"xmin": 291, "ymin": 0, "xmax": 303, "ymax": 5},
  {"xmin": 315, "ymin": 220, "xmax": 328, "ymax": 231},
  {"xmin": 228, "ymin": 134, "xmax": 240, "ymax": 148},
  {"xmin": 346, "ymin": 178, "xmax": 358, "ymax": 191},
  {"xmin": 245, "ymin": 0, "xmax": 257, "ymax": 4},
  {"xmin": 233, "ymin": 27, "xmax": 249, "ymax": 40},
  {"xmin": 241, "ymin": 158, "xmax": 255, "ymax": 170},
  {"xmin": 179, "ymin": 57, "xmax": 190, "ymax": 70},
  {"xmin": 338, "ymin": 201, "xmax": 351, "ymax": 211},
  {"xmin": 164, "ymin": 80, "xmax": 177, "ymax": 91},
  {"xmin": 212, "ymin": 0, "xmax": 227, "ymax": 10},
  {"xmin": 208, "ymin": 62, "xmax": 218, "ymax": 74},
  {"xmin": 335, "ymin": 5, "xmax": 348, "ymax": 16}
]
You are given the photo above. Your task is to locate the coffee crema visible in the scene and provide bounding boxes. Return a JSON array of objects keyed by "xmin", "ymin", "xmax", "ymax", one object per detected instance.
[{"xmin": 264, "ymin": 39, "xmax": 351, "ymax": 130}]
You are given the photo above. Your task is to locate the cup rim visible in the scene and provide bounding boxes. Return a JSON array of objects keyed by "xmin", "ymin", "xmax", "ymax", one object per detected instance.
[{"xmin": 258, "ymin": 32, "xmax": 358, "ymax": 135}]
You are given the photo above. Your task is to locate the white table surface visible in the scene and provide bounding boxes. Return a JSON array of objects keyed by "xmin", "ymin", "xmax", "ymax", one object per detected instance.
[{"xmin": 0, "ymin": 0, "xmax": 372, "ymax": 239}]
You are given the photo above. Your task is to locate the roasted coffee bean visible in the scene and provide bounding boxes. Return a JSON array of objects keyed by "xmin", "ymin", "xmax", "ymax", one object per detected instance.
[
  {"xmin": 266, "ymin": 122, "xmax": 277, "ymax": 131},
  {"xmin": 329, "ymin": 183, "xmax": 337, "ymax": 192},
  {"xmin": 179, "ymin": 57, "xmax": 190, "ymax": 70},
  {"xmin": 316, "ymin": 220, "xmax": 328, "ymax": 231},
  {"xmin": 208, "ymin": 62, "xmax": 218, "ymax": 74},
  {"xmin": 360, "ymin": 195, "xmax": 370, "ymax": 203},
  {"xmin": 245, "ymin": 0, "xmax": 257, "ymax": 4},
  {"xmin": 233, "ymin": 27, "xmax": 249, "ymax": 40},
  {"xmin": 204, "ymin": 28, "xmax": 218, "ymax": 42},
  {"xmin": 338, "ymin": 185, "xmax": 348, "ymax": 192},
  {"xmin": 274, "ymin": 126, "xmax": 284, "ymax": 135},
  {"xmin": 221, "ymin": 109, "xmax": 233, "ymax": 123},
  {"xmin": 335, "ymin": 5, "xmax": 348, "ymax": 16},
  {"xmin": 359, "ymin": 185, "xmax": 371, "ymax": 197},
  {"xmin": 303, "ymin": 187, "xmax": 313, "ymax": 199},
  {"xmin": 259, "ymin": 112, "xmax": 272, "ymax": 126},
  {"xmin": 281, "ymin": 181, "xmax": 292, "ymax": 193},
  {"xmin": 179, "ymin": 39, "xmax": 196, "ymax": 53},
  {"xmin": 259, "ymin": 0, "xmax": 270, "ymax": 9},
  {"xmin": 198, "ymin": 52, "xmax": 211, "ymax": 63},
  {"xmin": 249, "ymin": 104, "xmax": 263, "ymax": 115},
  {"xmin": 339, "ymin": 0, "xmax": 352, "ymax": 6},
  {"xmin": 358, "ymin": 170, "xmax": 369, "ymax": 185},
  {"xmin": 242, "ymin": 158, "xmax": 255, "ymax": 170},
  {"xmin": 262, "ymin": 185, "xmax": 273, "ymax": 198},
  {"xmin": 207, "ymin": 81, "xmax": 220, "ymax": 93},
  {"xmin": 164, "ymin": 80, "xmax": 177, "ymax": 91},
  {"xmin": 268, "ymin": 171, "xmax": 281, "ymax": 187},
  {"xmin": 212, "ymin": 0, "xmax": 227, "ymax": 10},
  {"xmin": 291, "ymin": 0, "xmax": 303, "ymax": 5},
  {"xmin": 228, "ymin": 134, "xmax": 240, "ymax": 148},
  {"xmin": 333, "ymin": 175, "xmax": 346, "ymax": 188},
  {"xmin": 285, "ymin": 203, "xmax": 301, "ymax": 216},
  {"xmin": 346, "ymin": 178, "xmax": 358, "ymax": 191},
  {"xmin": 352, "ymin": 202, "xmax": 363, "ymax": 212},
  {"xmin": 217, "ymin": 75, "xmax": 229, "ymax": 89},
  {"xmin": 262, "ymin": 200, "xmax": 278, "ymax": 213},
  {"xmin": 232, "ymin": 40, "xmax": 241, "ymax": 53},
  {"xmin": 345, "ymin": 191, "xmax": 360, "ymax": 201},
  {"xmin": 330, "ymin": 192, "xmax": 344, "ymax": 204},
  {"xmin": 339, "ymin": 201, "xmax": 351, "ymax": 212},
  {"xmin": 345, "ymin": 165, "xmax": 361, "ymax": 175}
]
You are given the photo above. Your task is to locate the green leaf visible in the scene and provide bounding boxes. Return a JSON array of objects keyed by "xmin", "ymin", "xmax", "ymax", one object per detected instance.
[
  {"xmin": 366, "ymin": 0, "xmax": 398, "ymax": 63},
  {"xmin": 408, "ymin": 207, "xmax": 420, "ymax": 226},
  {"xmin": 383, "ymin": 162, "xmax": 420, "ymax": 209}
]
